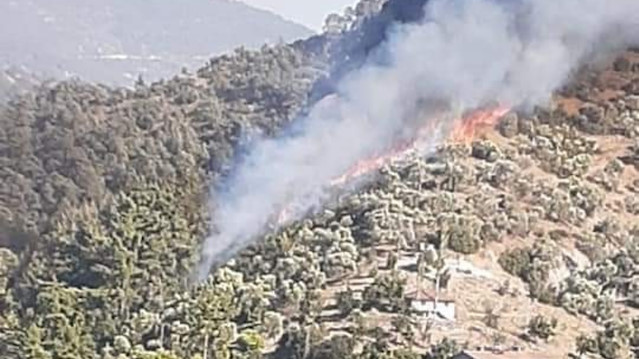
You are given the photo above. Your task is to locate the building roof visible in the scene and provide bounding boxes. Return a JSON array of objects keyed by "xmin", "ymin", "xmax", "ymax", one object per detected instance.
[
  {"xmin": 404, "ymin": 288, "xmax": 455, "ymax": 303},
  {"xmin": 454, "ymin": 349, "xmax": 557, "ymax": 359}
]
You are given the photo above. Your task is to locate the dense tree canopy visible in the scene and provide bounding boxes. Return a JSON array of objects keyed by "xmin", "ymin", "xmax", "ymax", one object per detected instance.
[{"xmin": 2, "ymin": 1, "xmax": 639, "ymax": 358}]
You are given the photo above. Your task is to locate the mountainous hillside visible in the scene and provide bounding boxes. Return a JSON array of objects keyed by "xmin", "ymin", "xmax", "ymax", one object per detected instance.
[
  {"xmin": 0, "ymin": 66, "xmax": 41, "ymax": 101},
  {"xmin": 2, "ymin": 0, "xmax": 639, "ymax": 359},
  {"xmin": 0, "ymin": 38, "xmax": 330, "ymax": 359},
  {"xmin": 0, "ymin": 0, "xmax": 313, "ymax": 88}
]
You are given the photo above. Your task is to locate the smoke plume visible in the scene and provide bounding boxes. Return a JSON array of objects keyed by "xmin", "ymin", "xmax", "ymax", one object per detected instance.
[{"xmin": 196, "ymin": 0, "xmax": 639, "ymax": 280}]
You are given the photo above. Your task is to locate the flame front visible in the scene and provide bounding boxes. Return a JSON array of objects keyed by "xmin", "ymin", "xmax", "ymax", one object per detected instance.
[
  {"xmin": 329, "ymin": 142, "xmax": 413, "ymax": 187},
  {"xmin": 275, "ymin": 105, "xmax": 511, "ymax": 225},
  {"xmin": 449, "ymin": 106, "xmax": 511, "ymax": 143},
  {"xmin": 331, "ymin": 105, "xmax": 510, "ymax": 186}
]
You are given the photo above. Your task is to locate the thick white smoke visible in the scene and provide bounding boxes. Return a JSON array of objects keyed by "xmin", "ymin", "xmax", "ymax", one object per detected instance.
[{"xmin": 196, "ymin": 0, "xmax": 639, "ymax": 280}]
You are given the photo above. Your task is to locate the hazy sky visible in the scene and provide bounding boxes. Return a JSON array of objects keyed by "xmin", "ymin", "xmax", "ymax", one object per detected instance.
[{"xmin": 240, "ymin": 0, "xmax": 357, "ymax": 31}]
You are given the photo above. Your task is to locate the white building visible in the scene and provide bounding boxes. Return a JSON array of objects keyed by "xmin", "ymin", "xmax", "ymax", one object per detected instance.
[{"xmin": 405, "ymin": 288, "xmax": 456, "ymax": 321}]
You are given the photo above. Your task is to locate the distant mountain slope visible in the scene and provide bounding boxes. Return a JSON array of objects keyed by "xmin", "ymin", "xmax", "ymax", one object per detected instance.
[
  {"xmin": 0, "ymin": 0, "xmax": 313, "ymax": 86},
  {"xmin": 0, "ymin": 66, "xmax": 42, "ymax": 101}
]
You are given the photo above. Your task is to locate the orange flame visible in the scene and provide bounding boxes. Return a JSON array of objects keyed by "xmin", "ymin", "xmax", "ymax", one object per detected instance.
[
  {"xmin": 331, "ymin": 105, "xmax": 510, "ymax": 186},
  {"xmin": 329, "ymin": 142, "xmax": 413, "ymax": 187},
  {"xmin": 274, "ymin": 105, "xmax": 511, "ymax": 225},
  {"xmin": 449, "ymin": 106, "xmax": 511, "ymax": 143}
]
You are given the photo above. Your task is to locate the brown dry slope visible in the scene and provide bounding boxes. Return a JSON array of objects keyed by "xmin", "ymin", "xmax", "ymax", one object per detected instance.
[{"xmin": 312, "ymin": 49, "xmax": 639, "ymax": 358}]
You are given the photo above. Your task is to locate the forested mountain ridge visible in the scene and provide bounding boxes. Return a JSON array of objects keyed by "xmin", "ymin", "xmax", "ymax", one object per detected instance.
[
  {"xmin": 3, "ymin": 0, "xmax": 639, "ymax": 358},
  {"xmin": 0, "ymin": 38, "xmax": 330, "ymax": 358},
  {"xmin": 0, "ymin": 0, "xmax": 313, "ymax": 88},
  {"xmin": 0, "ymin": 43, "xmax": 328, "ymax": 246}
]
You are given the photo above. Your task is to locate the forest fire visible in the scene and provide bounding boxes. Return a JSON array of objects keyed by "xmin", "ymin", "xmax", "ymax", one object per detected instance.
[
  {"xmin": 274, "ymin": 105, "xmax": 510, "ymax": 225},
  {"xmin": 330, "ymin": 105, "xmax": 510, "ymax": 186},
  {"xmin": 329, "ymin": 141, "xmax": 415, "ymax": 187},
  {"xmin": 449, "ymin": 106, "xmax": 511, "ymax": 143}
]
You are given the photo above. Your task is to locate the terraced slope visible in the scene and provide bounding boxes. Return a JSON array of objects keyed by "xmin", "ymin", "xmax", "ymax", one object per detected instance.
[{"xmin": 223, "ymin": 50, "xmax": 639, "ymax": 357}]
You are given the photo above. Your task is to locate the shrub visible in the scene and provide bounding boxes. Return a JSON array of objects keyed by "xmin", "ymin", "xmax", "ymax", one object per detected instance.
[
  {"xmin": 336, "ymin": 287, "xmax": 359, "ymax": 317},
  {"xmin": 498, "ymin": 248, "xmax": 532, "ymax": 278},
  {"xmin": 309, "ymin": 335, "xmax": 355, "ymax": 359},
  {"xmin": 425, "ymin": 338, "xmax": 461, "ymax": 359},
  {"xmin": 498, "ymin": 242, "xmax": 554, "ymax": 301},
  {"xmin": 527, "ymin": 315, "xmax": 558, "ymax": 341},
  {"xmin": 362, "ymin": 271, "xmax": 407, "ymax": 312}
]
